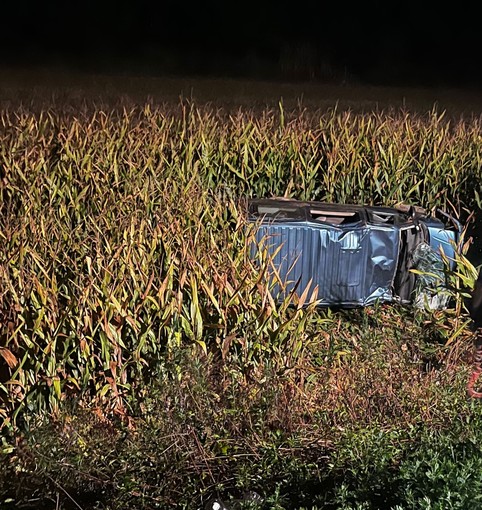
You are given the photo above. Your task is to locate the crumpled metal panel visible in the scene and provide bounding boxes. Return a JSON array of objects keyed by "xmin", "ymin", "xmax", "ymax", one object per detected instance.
[
  {"xmin": 253, "ymin": 221, "xmax": 400, "ymax": 307},
  {"xmin": 248, "ymin": 198, "xmax": 462, "ymax": 309}
]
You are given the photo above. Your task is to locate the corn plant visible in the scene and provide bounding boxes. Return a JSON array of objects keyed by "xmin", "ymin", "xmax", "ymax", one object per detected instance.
[{"xmin": 1, "ymin": 102, "xmax": 481, "ymax": 427}]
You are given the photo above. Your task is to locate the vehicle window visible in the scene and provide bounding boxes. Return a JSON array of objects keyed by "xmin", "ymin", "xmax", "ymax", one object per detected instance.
[
  {"xmin": 309, "ymin": 209, "xmax": 360, "ymax": 225},
  {"xmin": 255, "ymin": 205, "xmax": 305, "ymax": 219},
  {"xmin": 370, "ymin": 212, "xmax": 395, "ymax": 224}
]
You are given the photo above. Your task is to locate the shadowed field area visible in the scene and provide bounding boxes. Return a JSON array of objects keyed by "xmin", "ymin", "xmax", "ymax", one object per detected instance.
[{"xmin": 2, "ymin": 67, "xmax": 482, "ymax": 116}]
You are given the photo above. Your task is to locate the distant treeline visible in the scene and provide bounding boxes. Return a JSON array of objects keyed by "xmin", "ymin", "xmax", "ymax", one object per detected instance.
[{"xmin": 2, "ymin": 40, "xmax": 481, "ymax": 88}]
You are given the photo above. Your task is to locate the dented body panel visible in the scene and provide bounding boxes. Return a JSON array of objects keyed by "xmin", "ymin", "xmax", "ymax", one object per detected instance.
[{"xmin": 248, "ymin": 199, "xmax": 461, "ymax": 308}]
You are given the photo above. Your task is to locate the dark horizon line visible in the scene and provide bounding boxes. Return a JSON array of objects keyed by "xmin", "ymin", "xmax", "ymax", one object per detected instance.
[{"xmin": 2, "ymin": 47, "xmax": 482, "ymax": 90}]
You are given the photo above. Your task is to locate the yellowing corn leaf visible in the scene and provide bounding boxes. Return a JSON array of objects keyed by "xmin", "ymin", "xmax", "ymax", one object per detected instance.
[{"xmin": 0, "ymin": 347, "xmax": 17, "ymax": 368}]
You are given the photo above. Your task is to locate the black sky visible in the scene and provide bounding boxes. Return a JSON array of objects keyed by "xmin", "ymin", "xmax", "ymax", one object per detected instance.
[{"xmin": 2, "ymin": 1, "xmax": 481, "ymax": 88}]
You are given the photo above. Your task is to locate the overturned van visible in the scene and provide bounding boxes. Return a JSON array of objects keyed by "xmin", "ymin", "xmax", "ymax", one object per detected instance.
[{"xmin": 248, "ymin": 198, "xmax": 462, "ymax": 308}]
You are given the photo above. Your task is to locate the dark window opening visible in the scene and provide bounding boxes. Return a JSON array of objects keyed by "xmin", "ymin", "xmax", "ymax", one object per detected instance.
[
  {"xmin": 369, "ymin": 212, "xmax": 396, "ymax": 224},
  {"xmin": 256, "ymin": 205, "xmax": 304, "ymax": 219},
  {"xmin": 310, "ymin": 209, "xmax": 361, "ymax": 225}
]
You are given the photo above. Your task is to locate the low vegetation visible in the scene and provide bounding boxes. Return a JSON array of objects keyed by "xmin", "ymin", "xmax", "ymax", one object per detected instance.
[{"xmin": 1, "ymin": 100, "xmax": 482, "ymax": 508}]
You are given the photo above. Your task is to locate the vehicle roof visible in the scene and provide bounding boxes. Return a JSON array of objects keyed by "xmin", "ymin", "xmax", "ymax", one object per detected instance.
[
  {"xmin": 249, "ymin": 197, "xmax": 424, "ymax": 213},
  {"xmin": 248, "ymin": 197, "xmax": 429, "ymax": 226}
]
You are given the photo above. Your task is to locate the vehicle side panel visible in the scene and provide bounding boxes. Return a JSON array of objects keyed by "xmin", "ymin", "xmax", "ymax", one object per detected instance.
[{"xmin": 252, "ymin": 221, "xmax": 399, "ymax": 306}]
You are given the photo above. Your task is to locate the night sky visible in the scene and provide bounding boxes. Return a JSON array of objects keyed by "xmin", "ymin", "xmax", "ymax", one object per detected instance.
[{"xmin": 1, "ymin": 1, "xmax": 482, "ymax": 88}]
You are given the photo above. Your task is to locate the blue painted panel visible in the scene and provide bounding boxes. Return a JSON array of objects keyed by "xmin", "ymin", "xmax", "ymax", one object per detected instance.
[
  {"xmin": 248, "ymin": 199, "xmax": 462, "ymax": 308},
  {"xmin": 252, "ymin": 221, "xmax": 399, "ymax": 307}
]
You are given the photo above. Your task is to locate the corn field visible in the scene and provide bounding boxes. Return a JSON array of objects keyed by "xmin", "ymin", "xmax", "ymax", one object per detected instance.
[{"xmin": 1, "ymin": 101, "xmax": 482, "ymax": 428}]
